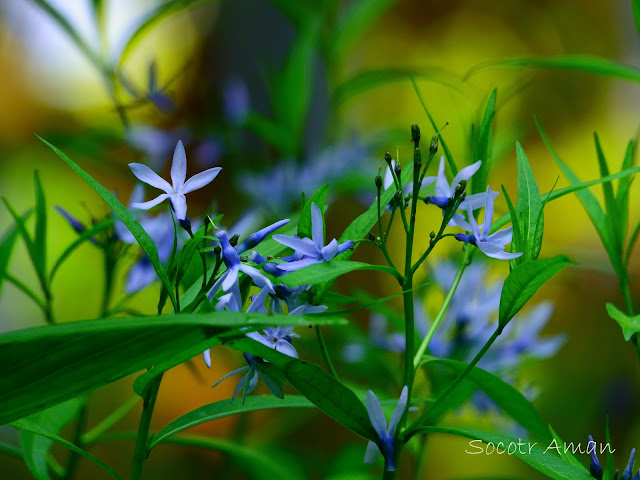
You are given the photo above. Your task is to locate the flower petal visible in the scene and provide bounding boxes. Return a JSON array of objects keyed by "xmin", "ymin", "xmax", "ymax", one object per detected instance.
[
  {"xmin": 129, "ymin": 163, "xmax": 172, "ymax": 192},
  {"xmin": 311, "ymin": 203, "xmax": 324, "ymax": 250},
  {"xmin": 275, "ymin": 339, "xmax": 298, "ymax": 358},
  {"xmin": 169, "ymin": 193, "xmax": 187, "ymax": 220},
  {"xmin": 387, "ymin": 386, "xmax": 408, "ymax": 435},
  {"xmin": 272, "ymin": 235, "xmax": 319, "ymax": 257},
  {"xmin": 366, "ymin": 390, "xmax": 388, "ymax": 439},
  {"xmin": 364, "ymin": 441, "xmax": 382, "ymax": 464},
  {"xmin": 482, "ymin": 186, "xmax": 495, "ymax": 235},
  {"xmin": 203, "ymin": 349, "xmax": 211, "ymax": 368},
  {"xmin": 276, "ymin": 257, "xmax": 320, "ymax": 272},
  {"xmin": 182, "ymin": 167, "xmax": 222, "ymax": 194},
  {"xmin": 238, "ymin": 264, "xmax": 275, "ymax": 293},
  {"xmin": 321, "ymin": 238, "xmax": 339, "ymax": 261},
  {"xmin": 466, "ymin": 205, "xmax": 481, "ymax": 238},
  {"xmin": 171, "ymin": 140, "xmax": 187, "ymax": 190},
  {"xmin": 486, "ymin": 226, "xmax": 513, "ymax": 245},
  {"xmin": 435, "ymin": 156, "xmax": 450, "ymax": 197},
  {"xmin": 451, "ymin": 160, "xmax": 482, "ymax": 187},
  {"xmin": 477, "ymin": 242, "xmax": 522, "ymax": 260},
  {"xmin": 384, "ymin": 161, "xmax": 395, "ymax": 190},
  {"xmin": 222, "ymin": 265, "xmax": 239, "ymax": 291},
  {"xmin": 246, "ymin": 286, "xmax": 271, "ymax": 313},
  {"xmin": 131, "ymin": 193, "xmax": 169, "ymax": 211}
]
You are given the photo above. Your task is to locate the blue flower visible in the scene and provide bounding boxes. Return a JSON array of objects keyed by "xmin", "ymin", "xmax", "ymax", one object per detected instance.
[
  {"xmin": 55, "ymin": 206, "xmax": 100, "ymax": 245},
  {"xmin": 454, "ymin": 186, "xmax": 522, "ymax": 260},
  {"xmin": 588, "ymin": 435, "xmax": 638, "ymax": 480},
  {"xmin": 364, "ymin": 386, "xmax": 408, "ymax": 471},
  {"xmin": 120, "ymin": 61, "xmax": 175, "ymax": 114},
  {"xmin": 424, "ymin": 157, "xmax": 498, "ymax": 230},
  {"xmin": 222, "ymin": 76, "xmax": 249, "ymax": 125},
  {"xmin": 382, "ymin": 159, "xmax": 435, "ymax": 211},
  {"xmin": 272, "ymin": 203, "xmax": 353, "ymax": 272},
  {"xmin": 129, "ymin": 140, "xmax": 221, "ymax": 221}
]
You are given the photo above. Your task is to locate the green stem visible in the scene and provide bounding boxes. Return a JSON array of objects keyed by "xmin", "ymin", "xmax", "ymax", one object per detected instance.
[
  {"xmin": 100, "ymin": 251, "xmax": 115, "ymax": 317},
  {"xmin": 413, "ymin": 247, "xmax": 473, "ymax": 368},
  {"xmin": 382, "ymin": 469, "xmax": 397, "ymax": 480},
  {"xmin": 5, "ymin": 273, "xmax": 48, "ymax": 312},
  {"xmin": 61, "ymin": 404, "xmax": 88, "ymax": 480},
  {"xmin": 316, "ymin": 325, "xmax": 339, "ymax": 380},
  {"xmin": 130, "ymin": 374, "xmax": 162, "ymax": 480},
  {"xmin": 82, "ymin": 395, "xmax": 142, "ymax": 447}
]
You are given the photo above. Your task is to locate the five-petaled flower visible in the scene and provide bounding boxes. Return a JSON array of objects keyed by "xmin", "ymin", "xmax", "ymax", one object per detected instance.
[
  {"xmin": 129, "ymin": 140, "xmax": 221, "ymax": 221},
  {"xmin": 424, "ymin": 157, "xmax": 499, "ymax": 230},
  {"xmin": 272, "ymin": 203, "xmax": 353, "ymax": 272},
  {"xmin": 454, "ymin": 186, "xmax": 522, "ymax": 260},
  {"xmin": 364, "ymin": 386, "xmax": 408, "ymax": 471}
]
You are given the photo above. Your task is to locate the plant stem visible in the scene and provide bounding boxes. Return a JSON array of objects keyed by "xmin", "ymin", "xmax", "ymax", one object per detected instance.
[
  {"xmin": 82, "ymin": 395, "xmax": 142, "ymax": 447},
  {"xmin": 100, "ymin": 251, "xmax": 115, "ymax": 317},
  {"xmin": 61, "ymin": 404, "xmax": 88, "ymax": 480},
  {"xmin": 382, "ymin": 469, "xmax": 397, "ymax": 480},
  {"xmin": 5, "ymin": 273, "xmax": 48, "ymax": 312},
  {"xmin": 130, "ymin": 374, "xmax": 162, "ymax": 480},
  {"xmin": 316, "ymin": 326, "xmax": 339, "ymax": 380},
  {"xmin": 413, "ymin": 247, "xmax": 473, "ymax": 368}
]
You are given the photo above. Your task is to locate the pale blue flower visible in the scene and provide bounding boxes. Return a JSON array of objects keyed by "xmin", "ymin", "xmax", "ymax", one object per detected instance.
[
  {"xmin": 454, "ymin": 186, "xmax": 522, "ymax": 260},
  {"xmin": 129, "ymin": 140, "xmax": 222, "ymax": 221},
  {"xmin": 222, "ymin": 76, "xmax": 249, "ymax": 125},
  {"xmin": 364, "ymin": 386, "xmax": 408, "ymax": 471},
  {"xmin": 272, "ymin": 203, "xmax": 353, "ymax": 272}
]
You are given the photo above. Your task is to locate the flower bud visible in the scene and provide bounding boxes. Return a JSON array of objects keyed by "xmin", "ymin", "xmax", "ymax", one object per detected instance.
[
  {"xmin": 454, "ymin": 179, "xmax": 467, "ymax": 197},
  {"xmin": 229, "ymin": 234, "xmax": 240, "ymax": 247},
  {"xmin": 384, "ymin": 151, "xmax": 393, "ymax": 166},
  {"xmin": 394, "ymin": 163, "xmax": 401, "ymax": 178},
  {"xmin": 213, "ymin": 245, "xmax": 222, "ymax": 256},
  {"xmin": 367, "ymin": 232, "xmax": 376, "ymax": 241},
  {"xmin": 179, "ymin": 217, "xmax": 192, "ymax": 233},
  {"xmin": 411, "ymin": 124, "xmax": 421, "ymax": 146},
  {"xmin": 375, "ymin": 175, "xmax": 383, "ymax": 189},
  {"xmin": 429, "ymin": 231, "xmax": 436, "ymax": 240},
  {"xmin": 430, "ymin": 134, "xmax": 439, "ymax": 154}
]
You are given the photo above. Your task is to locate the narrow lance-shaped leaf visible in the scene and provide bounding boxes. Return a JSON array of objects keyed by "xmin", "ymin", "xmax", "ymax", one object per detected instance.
[
  {"xmin": 19, "ymin": 398, "xmax": 85, "ymax": 480},
  {"xmin": 0, "ymin": 312, "xmax": 343, "ymax": 425},
  {"xmin": 0, "ymin": 210, "xmax": 32, "ymax": 296},
  {"xmin": 228, "ymin": 337, "xmax": 377, "ymax": 441},
  {"xmin": 499, "ymin": 256, "xmax": 572, "ymax": 330},
  {"xmin": 472, "ymin": 89, "xmax": 497, "ymax": 195},
  {"xmin": 514, "ymin": 142, "xmax": 544, "ymax": 262},
  {"xmin": 593, "ymin": 133, "xmax": 622, "ymax": 256},
  {"xmin": 11, "ymin": 418, "xmax": 120, "ymax": 480},
  {"xmin": 501, "ymin": 186, "xmax": 523, "ymax": 272},
  {"xmin": 617, "ymin": 140, "xmax": 635, "ymax": 241},
  {"xmin": 280, "ymin": 260, "xmax": 401, "ymax": 287},
  {"xmin": 36, "ymin": 135, "xmax": 178, "ymax": 309},
  {"xmin": 33, "ymin": 171, "xmax": 47, "ymax": 279}
]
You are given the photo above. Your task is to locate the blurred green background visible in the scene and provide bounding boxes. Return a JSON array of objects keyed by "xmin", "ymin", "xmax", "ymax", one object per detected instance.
[{"xmin": 1, "ymin": 0, "xmax": 640, "ymax": 478}]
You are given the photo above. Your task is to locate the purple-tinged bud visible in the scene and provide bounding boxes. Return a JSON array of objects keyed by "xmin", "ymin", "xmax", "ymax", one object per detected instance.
[
  {"xmin": 589, "ymin": 435, "xmax": 603, "ymax": 480},
  {"xmin": 237, "ymin": 219, "xmax": 290, "ymax": 254},
  {"xmin": 336, "ymin": 240, "xmax": 355, "ymax": 255},
  {"xmin": 455, "ymin": 233, "xmax": 477, "ymax": 246},
  {"xmin": 179, "ymin": 217, "xmax": 192, "ymax": 233},
  {"xmin": 425, "ymin": 196, "xmax": 449, "ymax": 209},
  {"xmin": 621, "ymin": 448, "xmax": 636, "ymax": 480},
  {"xmin": 56, "ymin": 206, "xmax": 85, "ymax": 234}
]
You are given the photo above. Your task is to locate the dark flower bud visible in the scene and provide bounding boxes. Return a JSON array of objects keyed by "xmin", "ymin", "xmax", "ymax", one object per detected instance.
[
  {"xmin": 367, "ymin": 233, "xmax": 376, "ymax": 241},
  {"xmin": 375, "ymin": 175, "xmax": 383, "ymax": 189},
  {"xmin": 384, "ymin": 151, "xmax": 393, "ymax": 166},
  {"xmin": 394, "ymin": 163, "xmax": 401, "ymax": 177},
  {"xmin": 430, "ymin": 133, "xmax": 439, "ymax": 154},
  {"xmin": 429, "ymin": 231, "xmax": 436, "ymax": 240},
  {"xmin": 454, "ymin": 180, "xmax": 467, "ymax": 197},
  {"xmin": 411, "ymin": 124, "xmax": 421, "ymax": 146},
  {"xmin": 179, "ymin": 217, "xmax": 192, "ymax": 233},
  {"xmin": 213, "ymin": 245, "xmax": 222, "ymax": 256},
  {"xmin": 229, "ymin": 234, "xmax": 240, "ymax": 247},
  {"xmin": 239, "ymin": 255, "xmax": 249, "ymax": 262}
]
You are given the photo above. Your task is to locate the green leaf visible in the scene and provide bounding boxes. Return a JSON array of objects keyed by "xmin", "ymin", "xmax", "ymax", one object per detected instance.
[
  {"xmin": 618, "ymin": 140, "xmax": 635, "ymax": 241},
  {"xmin": 267, "ymin": 0, "xmax": 315, "ymax": 28},
  {"xmin": 0, "ymin": 210, "xmax": 32, "ymax": 296},
  {"xmin": 33, "ymin": 171, "xmax": 47, "ymax": 278},
  {"xmin": 594, "ymin": 133, "xmax": 622, "ymax": 255},
  {"xmin": 37, "ymin": 135, "xmax": 177, "ymax": 309},
  {"xmin": 49, "ymin": 216, "xmax": 116, "ymax": 282},
  {"xmin": 499, "ymin": 256, "xmax": 571, "ymax": 329},
  {"xmin": 19, "ymin": 398, "xmax": 84, "ymax": 480},
  {"xmin": 548, "ymin": 425, "xmax": 589, "ymax": 472},
  {"xmin": 467, "ymin": 55, "xmax": 640, "ymax": 84},
  {"xmin": 298, "ymin": 184, "xmax": 330, "ymax": 239},
  {"xmin": 471, "ymin": 89, "xmax": 497, "ymax": 195},
  {"xmin": 420, "ymin": 358, "xmax": 551, "ymax": 442},
  {"xmin": 631, "ymin": 0, "xmax": 640, "ymax": 36},
  {"xmin": 605, "ymin": 302, "xmax": 640, "ymax": 341},
  {"xmin": 280, "ymin": 260, "xmax": 400, "ymax": 287},
  {"xmin": 604, "ymin": 417, "xmax": 616, "ymax": 480},
  {"xmin": 333, "ymin": 68, "xmax": 466, "ymax": 106},
  {"xmin": 0, "ymin": 312, "xmax": 343, "ymax": 425},
  {"xmin": 229, "ymin": 338, "xmax": 377, "ymax": 440},
  {"xmin": 535, "ymin": 119, "xmax": 625, "ymax": 279},
  {"xmin": 151, "ymin": 395, "xmax": 315, "ymax": 448},
  {"xmin": 417, "ymin": 427, "xmax": 593, "ymax": 480},
  {"xmin": 155, "ymin": 434, "xmax": 301, "ymax": 480},
  {"xmin": 244, "ymin": 112, "xmax": 294, "ymax": 155},
  {"xmin": 501, "ymin": 185, "xmax": 523, "ymax": 271},
  {"xmin": 11, "ymin": 418, "xmax": 120, "ymax": 479},
  {"xmin": 116, "ymin": 0, "xmax": 210, "ymax": 67},
  {"xmin": 514, "ymin": 142, "xmax": 544, "ymax": 262}
]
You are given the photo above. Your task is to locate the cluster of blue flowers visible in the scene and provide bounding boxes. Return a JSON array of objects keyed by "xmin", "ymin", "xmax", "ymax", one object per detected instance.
[{"xmin": 589, "ymin": 435, "xmax": 639, "ymax": 480}]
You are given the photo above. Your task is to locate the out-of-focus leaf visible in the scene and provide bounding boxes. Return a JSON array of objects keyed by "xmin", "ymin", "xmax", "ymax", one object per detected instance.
[
  {"xmin": 0, "ymin": 312, "xmax": 342, "ymax": 425},
  {"xmin": 631, "ymin": 0, "xmax": 640, "ymax": 36},
  {"xmin": 0, "ymin": 210, "xmax": 32, "ymax": 296},
  {"xmin": 333, "ymin": 68, "xmax": 466, "ymax": 106},
  {"xmin": 297, "ymin": 184, "xmax": 330, "ymax": 239},
  {"xmin": 37, "ymin": 135, "xmax": 178, "ymax": 309},
  {"xmin": 535, "ymin": 119, "xmax": 625, "ymax": 279},
  {"xmin": 49, "ymin": 216, "xmax": 116, "ymax": 282},
  {"xmin": 229, "ymin": 338, "xmax": 377, "ymax": 440},
  {"xmin": 618, "ymin": 140, "xmax": 635, "ymax": 241},
  {"xmin": 19, "ymin": 398, "xmax": 85, "ymax": 480},
  {"xmin": 548, "ymin": 425, "xmax": 589, "ymax": 472},
  {"xmin": 467, "ymin": 56, "xmax": 640, "ymax": 84},
  {"xmin": 416, "ymin": 427, "xmax": 593, "ymax": 480},
  {"xmin": 514, "ymin": 142, "xmax": 543, "ymax": 262},
  {"xmin": 151, "ymin": 395, "xmax": 315, "ymax": 447},
  {"xmin": 281, "ymin": 260, "xmax": 401, "ymax": 287},
  {"xmin": 155, "ymin": 434, "xmax": 301, "ymax": 480},
  {"xmin": 33, "ymin": 171, "xmax": 47, "ymax": 279},
  {"xmin": 268, "ymin": 0, "xmax": 315, "ymax": 28},
  {"xmin": 605, "ymin": 303, "xmax": 640, "ymax": 341},
  {"xmin": 244, "ymin": 112, "xmax": 294, "ymax": 155},
  {"xmin": 420, "ymin": 358, "xmax": 551, "ymax": 441},
  {"xmin": 471, "ymin": 89, "xmax": 496, "ymax": 194},
  {"xmin": 594, "ymin": 133, "xmax": 622, "ymax": 254},
  {"xmin": 330, "ymin": 0, "xmax": 404, "ymax": 60},
  {"xmin": 499, "ymin": 256, "xmax": 571, "ymax": 329},
  {"xmin": 116, "ymin": 0, "xmax": 211, "ymax": 67},
  {"xmin": 11, "ymin": 418, "xmax": 120, "ymax": 479}
]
